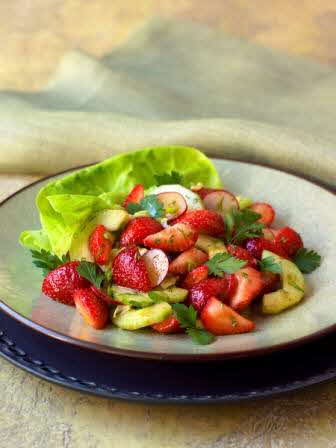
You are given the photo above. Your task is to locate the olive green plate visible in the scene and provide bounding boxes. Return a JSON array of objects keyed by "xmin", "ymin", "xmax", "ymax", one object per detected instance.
[{"xmin": 0, "ymin": 159, "xmax": 335, "ymax": 361}]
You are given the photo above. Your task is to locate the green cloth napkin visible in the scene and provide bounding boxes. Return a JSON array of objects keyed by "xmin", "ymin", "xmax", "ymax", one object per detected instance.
[{"xmin": 0, "ymin": 18, "xmax": 335, "ymax": 188}]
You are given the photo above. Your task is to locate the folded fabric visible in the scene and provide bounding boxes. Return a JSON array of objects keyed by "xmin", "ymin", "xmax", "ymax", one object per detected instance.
[{"xmin": 0, "ymin": 18, "xmax": 334, "ymax": 188}]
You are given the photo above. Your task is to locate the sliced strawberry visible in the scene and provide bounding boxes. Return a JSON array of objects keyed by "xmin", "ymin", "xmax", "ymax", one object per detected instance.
[
  {"xmin": 203, "ymin": 190, "xmax": 239, "ymax": 215},
  {"xmin": 262, "ymin": 228, "xmax": 275, "ymax": 241},
  {"xmin": 143, "ymin": 223, "xmax": 198, "ymax": 252},
  {"xmin": 245, "ymin": 237, "xmax": 288, "ymax": 259},
  {"xmin": 89, "ymin": 225, "xmax": 114, "ymax": 265},
  {"xmin": 229, "ymin": 267, "xmax": 263, "ymax": 311},
  {"xmin": 152, "ymin": 316, "xmax": 182, "ymax": 334},
  {"xmin": 90, "ymin": 285, "xmax": 120, "ymax": 305},
  {"xmin": 249, "ymin": 203, "xmax": 275, "ymax": 226},
  {"xmin": 123, "ymin": 184, "xmax": 144, "ymax": 208},
  {"xmin": 201, "ymin": 297, "xmax": 255, "ymax": 335},
  {"xmin": 142, "ymin": 249, "xmax": 169, "ymax": 287},
  {"xmin": 112, "ymin": 246, "xmax": 152, "ymax": 292},
  {"xmin": 120, "ymin": 217, "xmax": 163, "ymax": 247},
  {"xmin": 169, "ymin": 248, "xmax": 208, "ymax": 275},
  {"xmin": 156, "ymin": 192, "xmax": 187, "ymax": 221},
  {"xmin": 225, "ymin": 274, "xmax": 238, "ymax": 300},
  {"xmin": 193, "ymin": 187, "xmax": 222, "ymax": 199},
  {"xmin": 227, "ymin": 244, "xmax": 257, "ymax": 268},
  {"xmin": 182, "ymin": 266, "xmax": 209, "ymax": 289},
  {"xmin": 259, "ymin": 271, "xmax": 280, "ymax": 296},
  {"xmin": 42, "ymin": 261, "xmax": 90, "ymax": 305},
  {"xmin": 274, "ymin": 226, "xmax": 303, "ymax": 256},
  {"xmin": 188, "ymin": 277, "xmax": 232, "ymax": 312},
  {"xmin": 74, "ymin": 288, "xmax": 109, "ymax": 329},
  {"xmin": 172, "ymin": 210, "xmax": 224, "ymax": 236}
]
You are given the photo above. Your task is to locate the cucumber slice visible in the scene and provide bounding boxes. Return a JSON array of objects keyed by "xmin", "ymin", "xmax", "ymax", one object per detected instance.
[
  {"xmin": 159, "ymin": 275, "xmax": 178, "ymax": 289},
  {"xmin": 109, "ymin": 285, "xmax": 153, "ymax": 308},
  {"xmin": 152, "ymin": 287, "xmax": 188, "ymax": 303},
  {"xmin": 112, "ymin": 302, "xmax": 172, "ymax": 330},
  {"xmin": 196, "ymin": 234, "xmax": 227, "ymax": 258},
  {"xmin": 236, "ymin": 196, "xmax": 253, "ymax": 210},
  {"xmin": 262, "ymin": 250, "xmax": 305, "ymax": 314}
]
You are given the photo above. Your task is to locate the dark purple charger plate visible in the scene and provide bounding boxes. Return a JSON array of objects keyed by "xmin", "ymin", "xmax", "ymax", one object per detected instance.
[{"xmin": 1, "ymin": 308, "xmax": 336, "ymax": 403}]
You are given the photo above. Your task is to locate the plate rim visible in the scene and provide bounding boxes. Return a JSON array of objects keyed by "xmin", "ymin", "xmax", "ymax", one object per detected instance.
[{"xmin": 0, "ymin": 157, "xmax": 335, "ymax": 362}]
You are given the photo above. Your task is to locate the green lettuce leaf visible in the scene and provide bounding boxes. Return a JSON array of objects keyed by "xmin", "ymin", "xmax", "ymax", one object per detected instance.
[
  {"xmin": 19, "ymin": 230, "xmax": 51, "ymax": 252},
  {"xmin": 20, "ymin": 146, "xmax": 222, "ymax": 256}
]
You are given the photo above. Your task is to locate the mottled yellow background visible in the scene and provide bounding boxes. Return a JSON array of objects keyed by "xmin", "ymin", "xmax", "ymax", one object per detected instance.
[{"xmin": 1, "ymin": 1, "xmax": 336, "ymax": 447}]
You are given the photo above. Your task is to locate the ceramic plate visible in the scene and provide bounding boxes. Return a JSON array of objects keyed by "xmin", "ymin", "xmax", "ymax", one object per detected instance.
[{"xmin": 0, "ymin": 159, "xmax": 335, "ymax": 361}]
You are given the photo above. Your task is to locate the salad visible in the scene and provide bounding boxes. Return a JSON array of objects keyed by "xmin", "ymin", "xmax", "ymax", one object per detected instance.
[{"xmin": 20, "ymin": 147, "xmax": 321, "ymax": 345}]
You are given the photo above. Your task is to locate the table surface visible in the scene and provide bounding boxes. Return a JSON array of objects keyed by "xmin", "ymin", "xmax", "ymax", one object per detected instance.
[{"xmin": 1, "ymin": 1, "xmax": 336, "ymax": 447}]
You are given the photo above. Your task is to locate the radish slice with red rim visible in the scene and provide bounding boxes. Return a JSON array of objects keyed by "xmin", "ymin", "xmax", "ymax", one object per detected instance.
[
  {"xmin": 249, "ymin": 203, "xmax": 275, "ymax": 226},
  {"xmin": 203, "ymin": 190, "xmax": 239, "ymax": 216},
  {"xmin": 142, "ymin": 249, "xmax": 169, "ymax": 287},
  {"xmin": 156, "ymin": 192, "xmax": 187, "ymax": 221}
]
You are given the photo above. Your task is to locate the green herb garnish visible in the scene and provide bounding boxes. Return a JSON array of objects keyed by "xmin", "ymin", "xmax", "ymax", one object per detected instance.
[
  {"xmin": 205, "ymin": 253, "xmax": 247, "ymax": 276},
  {"xmin": 31, "ymin": 249, "xmax": 70, "ymax": 276},
  {"xmin": 172, "ymin": 303, "xmax": 214, "ymax": 345},
  {"xmin": 127, "ymin": 195, "xmax": 164, "ymax": 219},
  {"xmin": 225, "ymin": 209, "xmax": 264, "ymax": 244},
  {"xmin": 76, "ymin": 261, "xmax": 105, "ymax": 289},
  {"xmin": 154, "ymin": 171, "xmax": 183, "ymax": 185},
  {"xmin": 293, "ymin": 248, "xmax": 321, "ymax": 274},
  {"xmin": 258, "ymin": 256, "xmax": 282, "ymax": 274}
]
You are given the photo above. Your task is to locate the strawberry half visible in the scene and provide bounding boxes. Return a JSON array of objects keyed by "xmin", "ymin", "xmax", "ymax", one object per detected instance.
[
  {"xmin": 245, "ymin": 238, "xmax": 288, "ymax": 259},
  {"xmin": 249, "ymin": 203, "xmax": 275, "ymax": 226},
  {"xmin": 229, "ymin": 267, "xmax": 263, "ymax": 311},
  {"xmin": 274, "ymin": 226, "xmax": 303, "ymax": 256},
  {"xmin": 152, "ymin": 316, "xmax": 182, "ymax": 334},
  {"xmin": 182, "ymin": 266, "xmax": 209, "ymax": 289},
  {"xmin": 42, "ymin": 261, "xmax": 90, "ymax": 305},
  {"xmin": 259, "ymin": 271, "xmax": 280, "ymax": 296},
  {"xmin": 188, "ymin": 277, "xmax": 235, "ymax": 312},
  {"xmin": 120, "ymin": 217, "xmax": 163, "ymax": 247},
  {"xmin": 201, "ymin": 297, "xmax": 255, "ymax": 335},
  {"xmin": 143, "ymin": 223, "xmax": 198, "ymax": 252},
  {"xmin": 89, "ymin": 225, "xmax": 114, "ymax": 265},
  {"xmin": 168, "ymin": 248, "xmax": 208, "ymax": 275},
  {"xmin": 74, "ymin": 288, "xmax": 109, "ymax": 329},
  {"xmin": 123, "ymin": 184, "xmax": 144, "ymax": 208},
  {"xmin": 112, "ymin": 246, "xmax": 152, "ymax": 292},
  {"xmin": 227, "ymin": 244, "xmax": 257, "ymax": 268},
  {"xmin": 172, "ymin": 210, "xmax": 225, "ymax": 236}
]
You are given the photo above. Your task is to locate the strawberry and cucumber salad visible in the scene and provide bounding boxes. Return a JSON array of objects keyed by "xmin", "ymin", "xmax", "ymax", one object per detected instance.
[{"xmin": 19, "ymin": 147, "xmax": 321, "ymax": 345}]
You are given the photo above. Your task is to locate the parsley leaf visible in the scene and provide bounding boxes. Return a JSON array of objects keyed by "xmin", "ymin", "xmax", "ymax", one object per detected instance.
[
  {"xmin": 225, "ymin": 209, "xmax": 264, "ymax": 244},
  {"xmin": 186, "ymin": 328, "xmax": 215, "ymax": 345},
  {"xmin": 172, "ymin": 304, "xmax": 214, "ymax": 345},
  {"xmin": 31, "ymin": 249, "xmax": 69, "ymax": 276},
  {"xmin": 76, "ymin": 261, "xmax": 105, "ymax": 289},
  {"xmin": 258, "ymin": 256, "xmax": 282, "ymax": 274},
  {"xmin": 293, "ymin": 248, "xmax": 321, "ymax": 274},
  {"xmin": 205, "ymin": 253, "xmax": 246, "ymax": 276},
  {"xmin": 154, "ymin": 171, "xmax": 183, "ymax": 185},
  {"xmin": 127, "ymin": 195, "xmax": 164, "ymax": 219}
]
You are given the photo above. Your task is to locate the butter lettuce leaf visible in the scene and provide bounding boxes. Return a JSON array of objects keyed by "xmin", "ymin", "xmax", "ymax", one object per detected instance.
[{"xmin": 20, "ymin": 146, "xmax": 222, "ymax": 256}]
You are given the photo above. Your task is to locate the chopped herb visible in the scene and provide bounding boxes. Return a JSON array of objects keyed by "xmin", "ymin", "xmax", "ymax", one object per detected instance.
[
  {"xmin": 127, "ymin": 195, "xmax": 164, "ymax": 219},
  {"xmin": 288, "ymin": 279, "xmax": 305, "ymax": 293},
  {"xmin": 172, "ymin": 304, "xmax": 214, "ymax": 345},
  {"xmin": 293, "ymin": 248, "xmax": 321, "ymax": 274},
  {"xmin": 30, "ymin": 249, "xmax": 70, "ymax": 276},
  {"xmin": 154, "ymin": 171, "xmax": 183, "ymax": 185},
  {"xmin": 259, "ymin": 256, "xmax": 282, "ymax": 274},
  {"xmin": 76, "ymin": 261, "xmax": 105, "ymax": 289},
  {"xmin": 205, "ymin": 253, "xmax": 247, "ymax": 276},
  {"xmin": 230, "ymin": 317, "xmax": 238, "ymax": 327}
]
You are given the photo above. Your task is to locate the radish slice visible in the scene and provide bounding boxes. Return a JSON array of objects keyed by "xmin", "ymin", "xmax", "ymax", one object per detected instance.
[
  {"xmin": 262, "ymin": 228, "xmax": 275, "ymax": 241},
  {"xmin": 142, "ymin": 249, "xmax": 169, "ymax": 287},
  {"xmin": 148, "ymin": 185, "xmax": 204, "ymax": 210},
  {"xmin": 249, "ymin": 203, "xmax": 275, "ymax": 226},
  {"xmin": 156, "ymin": 192, "xmax": 187, "ymax": 221},
  {"xmin": 203, "ymin": 190, "xmax": 239, "ymax": 216}
]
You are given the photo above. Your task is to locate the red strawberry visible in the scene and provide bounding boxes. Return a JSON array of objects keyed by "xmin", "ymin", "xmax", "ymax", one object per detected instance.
[
  {"xmin": 182, "ymin": 266, "xmax": 209, "ymax": 289},
  {"xmin": 201, "ymin": 297, "xmax": 255, "ymax": 335},
  {"xmin": 193, "ymin": 187, "xmax": 222, "ymax": 199},
  {"xmin": 227, "ymin": 244, "xmax": 257, "ymax": 268},
  {"xmin": 112, "ymin": 246, "xmax": 152, "ymax": 292},
  {"xmin": 274, "ymin": 226, "xmax": 303, "ymax": 256},
  {"xmin": 172, "ymin": 210, "xmax": 224, "ymax": 236},
  {"xmin": 89, "ymin": 225, "xmax": 114, "ymax": 265},
  {"xmin": 120, "ymin": 217, "xmax": 163, "ymax": 247},
  {"xmin": 188, "ymin": 277, "xmax": 233, "ymax": 312},
  {"xmin": 152, "ymin": 316, "xmax": 182, "ymax": 334},
  {"xmin": 245, "ymin": 238, "xmax": 288, "ymax": 259},
  {"xmin": 262, "ymin": 228, "xmax": 275, "ymax": 241},
  {"xmin": 123, "ymin": 184, "xmax": 144, "ymax": 208},
  {"xmin": 168, "ymin": 248, "xmax": 208, "ymax": 275},
  {"xmin": 229, "ymin": 267, "xmax": 263, "ymax": 311},
  {"xmin": 73, "ymin": 288, "xmax": 109, "ymax": 329},
  {"xmin": 225, "ymin": 274, "xmax": 238, "ymax": 300},
  {"xmin": 42, "ymin": 262, "xmax": 90, "ymax": 305},
  {"xmin": 249, "ymin": 203, "xmax": 275, "ymax": 226},
  {"xmin": 259, "ymin": 272, "xmax": 280, "ymax": 296},
  {"xmin": 143, "ymin": 223, "xmax": 198, "ymax": 252},
  {"xmin": 90, "ymin": 285, "xmax": 120, "ymax": 305}
]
